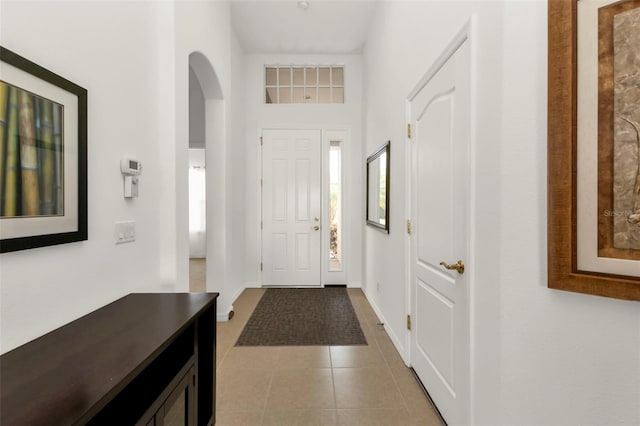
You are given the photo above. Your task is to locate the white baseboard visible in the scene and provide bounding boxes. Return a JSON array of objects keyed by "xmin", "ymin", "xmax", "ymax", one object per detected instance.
[
  {"xmin": 217, "ymin": 304, "xmax": 234, "ymax": 322},
  {"xmin": 347, "ymin": 281, "xmax": 362, "ymax": 288},
  {"xmin": 216, "ymin": 283, "xmax": 261, "ymax": 322},
  {"xmin": 216, "ymin": 287, "xmax": 244, "ymax": 322},
  {"xmin": 361, "ymin": 286, "xmax": 410, "ymax": 366},
  {"xmin": 230, "ymin": 287, "xmax": 245, "ymax": 305}
]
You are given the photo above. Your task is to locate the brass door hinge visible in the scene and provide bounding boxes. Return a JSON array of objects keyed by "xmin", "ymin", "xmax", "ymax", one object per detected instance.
[
  {"xmin": 407, "ymin": 314, "xmax": 412, "ymax": 330},
  {"xmin": 260, "ymin": 263, "xmax": 263, "ymax": 271},
  {"xmin": 407, "ymin": 123, "xmax": 412, "ymax": 139},
  {"xmin": 406, "ymin": 219, "xmax": 412, "ymax": 235},
  {"xmin": 260, "ymin": 136, "xmax": 263, "ymax": 145},
  {"xmin": 260, "ymin": 179, "xmax": 263, "ymax": 187},
  {"xmin": 261, "ymin": 221, "xmax": 263, "ymax": 230}
]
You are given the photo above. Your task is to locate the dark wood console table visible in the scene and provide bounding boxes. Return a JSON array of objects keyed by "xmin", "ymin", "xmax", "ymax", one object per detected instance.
[{"xmin": 0, "ymin": 292, "xmax": 218, "ymax": 426}]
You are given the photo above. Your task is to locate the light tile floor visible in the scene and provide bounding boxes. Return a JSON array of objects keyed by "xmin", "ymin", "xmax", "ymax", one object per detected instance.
[
  {"xmin": 189, "ymin": 258, "xmax": 206, "ymax": 293},
  {"xmin": 213, "ymin": 288, "xmax": 444, "ymax": 426}
]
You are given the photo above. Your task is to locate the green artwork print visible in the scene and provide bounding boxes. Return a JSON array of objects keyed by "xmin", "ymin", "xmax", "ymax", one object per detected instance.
[{"xmin": 0, "ymin": 81, "xmax": 64, "ymax": 218}]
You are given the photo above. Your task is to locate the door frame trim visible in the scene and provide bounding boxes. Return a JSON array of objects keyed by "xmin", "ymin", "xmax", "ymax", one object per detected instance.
[
  {"xmin": 404, "ymin": 16, "xmax": 477, "ymax": 422},
  {"xmin": 323, "ymin": 129, "xmax": 350, "ymax": 285},
  {"xmin": 258, "ymin": 126, "xmax": 351, "ymax": 288}
]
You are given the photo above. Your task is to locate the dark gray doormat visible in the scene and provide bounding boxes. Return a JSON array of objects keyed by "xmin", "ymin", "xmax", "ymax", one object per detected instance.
[{"xmin": 235, "ymin": 288, "xmax": 368, "ymax": 346}]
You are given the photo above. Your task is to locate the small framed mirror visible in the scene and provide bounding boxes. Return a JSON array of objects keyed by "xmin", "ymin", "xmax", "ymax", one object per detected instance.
[{"xmin": 366, "ymin": 141, "xmax": 390, "ymax": 233}]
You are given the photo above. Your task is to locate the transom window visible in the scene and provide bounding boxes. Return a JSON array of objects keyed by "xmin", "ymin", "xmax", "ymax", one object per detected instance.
[{"xmin": 265, "ymin": 66, "xmax": 345, "ymax": 104}]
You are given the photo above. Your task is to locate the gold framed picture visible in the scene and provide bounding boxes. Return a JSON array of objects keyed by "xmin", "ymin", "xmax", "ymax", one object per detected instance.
[{"xmin": 548, "ymin": 0, "xmax": 640, "ymax": 300}]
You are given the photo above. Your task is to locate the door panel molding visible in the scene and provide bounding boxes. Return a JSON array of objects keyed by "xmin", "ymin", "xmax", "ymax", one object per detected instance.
[
  {"xmin": 260, "ymin": 127, "xmax": 351, "ymax": 287},
  {"xmin": 405, "ymin": 18, "xmax": 475, "ymax": 426},
  {"xmin": 262, "ymin": 129, "xmax": 322, "ymax": 287}
]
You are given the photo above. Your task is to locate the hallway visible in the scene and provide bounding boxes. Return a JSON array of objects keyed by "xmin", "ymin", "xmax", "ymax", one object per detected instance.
[
  {"xmin": 214, "ymin": 288, "xmax": 443, "ymax": 426},
  {"xmin": 2, "ymin": 2, "xmax": 638, "ymax": 425}
]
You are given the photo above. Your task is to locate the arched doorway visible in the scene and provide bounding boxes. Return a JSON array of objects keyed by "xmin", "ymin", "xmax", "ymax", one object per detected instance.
[
  {"xmin": 188, "ymin": 65, "xmax": 207, "ymax": 291},
  {"xmin": 187, "ymin": 52, "xmax": 224, "ymax": 294}
]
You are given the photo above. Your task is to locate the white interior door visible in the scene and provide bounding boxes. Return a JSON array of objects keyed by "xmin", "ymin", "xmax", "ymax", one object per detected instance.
[
  {"xmin": 409, "ymin": 29, "xmax": 471, "ymax": 425},
  {"xmin": 262, "ymin": 129, "xmax": 322, "ymax": 286}
]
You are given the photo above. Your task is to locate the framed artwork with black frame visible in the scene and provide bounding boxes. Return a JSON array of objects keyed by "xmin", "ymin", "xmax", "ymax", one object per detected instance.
[
  {"xmin": 0, "ymin": 47, "xmax": 87, "ymax": 253},
  {"xmin": 366, "ymin": 141, "xmax": 390, "ymax": 233}
]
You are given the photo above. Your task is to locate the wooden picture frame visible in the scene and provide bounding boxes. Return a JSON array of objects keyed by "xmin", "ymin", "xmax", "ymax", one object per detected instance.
[
  {"xmin": 548, "ymin": 0, "xmax": 640, "ymax": 300},
  {"xmin": 366, "ymin": 141, "xmax": 390, "ymax": 233},
  {"xmin": 0, "ymin": 47, "xmax": 87, "ymax": 253}
]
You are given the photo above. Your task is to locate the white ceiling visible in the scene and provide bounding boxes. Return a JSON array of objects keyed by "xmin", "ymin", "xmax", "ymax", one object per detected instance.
[{"xmin": 230, "ymin": 1, "xmax": 379, "ymax": 54}]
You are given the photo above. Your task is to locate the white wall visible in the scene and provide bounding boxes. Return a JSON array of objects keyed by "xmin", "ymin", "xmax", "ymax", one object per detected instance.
[
  {"xmin": 188, "ymin": 66, "xmax": 206, "ymax": 258},
  {"xmin": 226, "ymin": 32, "xmax": 247, "ymax": 306},
  {"xmin": 173, "ymin": 1, "xmax": 246, "ymax": 318},
  {"xmin": 0, "ymin": 0, "xmax": 247, "ymax": 351},
  {"xmin": 362, "ymin": 0, "xmax": 505, "ymax": 375},
  {"xmin": 189, "ymin": 67, "xmax": 206, "ymax": 148},
  {"xmin": 188, "ymin": 149, "xmax": 206, "ymax": 258},
  {"xmin": 243, "ymin": 54, "xmax": 363, "ymax": 288},
  {"xmin": 363, "ymin": 1, "xmax": 640, "ymax": 425},
  {"xmin": 497, "ymin": 2, "xmax": 639, "ymax": 424},
  {"xmin": 0, "ymin": 1, "xmax": 173, "ymax": 353}
]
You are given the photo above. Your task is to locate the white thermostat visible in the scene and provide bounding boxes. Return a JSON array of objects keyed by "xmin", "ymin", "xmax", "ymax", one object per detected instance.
[
  {"xmin": 120, "ymin": 158, "xmax": 142, "ymax": 198},
  {"xmin": 121, "ymin": 158, "xmax": 142, "ymax": 175}
]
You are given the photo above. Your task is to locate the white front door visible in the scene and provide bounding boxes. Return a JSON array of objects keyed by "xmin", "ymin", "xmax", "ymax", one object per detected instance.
[
  {"xmin": 262, "ymin": 129, "xmax": 322, "ymax": 286},
  {"xmin": 409, "ymin": 27, "xmax": 472, "ymax": 425}
]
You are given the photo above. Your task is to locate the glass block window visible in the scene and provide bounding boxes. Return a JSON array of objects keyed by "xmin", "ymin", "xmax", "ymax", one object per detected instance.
[{"xmin": 265, "ymin": 66, "xmax": 345, "ymax": 104}]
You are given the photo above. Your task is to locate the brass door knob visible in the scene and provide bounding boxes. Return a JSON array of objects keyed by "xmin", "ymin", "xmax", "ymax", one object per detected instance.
[
  {"xmin": 313, "ymin": 226, "xmax": 320, "ymax": 231},
  {"xmin": 439, "ymin": 260, "xmax": 464, "ymax": 274}
]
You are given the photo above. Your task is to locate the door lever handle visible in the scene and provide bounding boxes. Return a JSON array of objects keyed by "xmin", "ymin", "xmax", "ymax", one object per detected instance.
[
  {"xmin": 439, "ymin": 260, "xmax": 464, "ymax": 274},
  {"xmin": 313, "ymin": 226, "xmax": 320, "ymax": 231}
]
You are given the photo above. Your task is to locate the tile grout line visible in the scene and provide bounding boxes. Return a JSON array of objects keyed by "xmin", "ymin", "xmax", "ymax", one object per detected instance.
[
  {"xmin": 215, "ymin": 339, "xmax": 234, "ymax": 373},
  {"xmin": 351, "ymin": 292, "xmax": 416, "ymax": 419},
  {"xmin": 329, "ymin": 346, "xmax": 339, "ymax": 416},
  {"xmin": 371, "ymin": 322, "xmax": 416, "ymax": 418},
  {"xmin": 259, "ymin": 360, "xmax": 276, "ymax": 425},
  {"xmin": 219, "ymin": 288, "xmax": 438, "ymax": 425},
  {"xmin": 252, "ymin": 295, "xmax": 271, "ymax": 426},
  {"xmin": 257, "ymin": 296, "xmax": 276, "ymax": 426},
  {"xmin": 383, "ymin": 344, "xmax": 415, "ymax": 418},
  {"xmin": 222, "ymin": 290, "xmax": 271, "ymax": 425}
]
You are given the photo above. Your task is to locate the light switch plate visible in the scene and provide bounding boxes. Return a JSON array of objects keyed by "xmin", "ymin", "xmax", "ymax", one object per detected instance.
[{"xmin": 115, "ymin": 221, "xmax": 136, "ymax": 244}]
